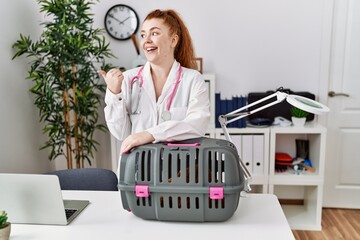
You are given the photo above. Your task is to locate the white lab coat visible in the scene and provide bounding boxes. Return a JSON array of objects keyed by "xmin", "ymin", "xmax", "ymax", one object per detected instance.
[{"xmin": 104, "ymin": 60, "xmax": 210, "ymax": 143}]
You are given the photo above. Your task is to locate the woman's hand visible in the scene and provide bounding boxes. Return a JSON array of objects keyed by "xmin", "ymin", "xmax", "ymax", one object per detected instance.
[
  {"xmin": 120, "ymin": 131, "xmax": 155, "ymax": 154},
  {"xmin": 98, "ymin": 68, "xmax": 124, "ymax": 94}
]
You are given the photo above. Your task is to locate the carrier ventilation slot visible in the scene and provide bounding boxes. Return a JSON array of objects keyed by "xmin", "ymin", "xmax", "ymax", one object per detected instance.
[
  {"xmin": 185, "ymin": 150, "xmax": 199, "ymax": 184},
  {"xmin": 159, "ymin": 148, "xmax": 164, "ymax": 183},
  {"xmin": 135, "ymin": 150, "xmax": 152, "ymax": 182},
  {"xmin": 159, "ymin": 151, "xmax": 177, "ymax": 183},
  {"xmin": 160, "ymin": 196, "xmax": 200, "ymax": 209},
  {"xmin": 195, "ymin": 148, "xmax": 199, "ymax": 183},
  {"xmin": 136, "ymin": 195, "xmax": 152, "ymax": 207},
  {"xmin": 207, "ymin": 151, "xmax": 225, "ymax": 183},
  {"xmin": 168, "ymin": 153, "xmax": 172, "ymax": 183},
  {"xmin": 208, "ymin": 199, "xmax": 225, "ymax": 209},
  {"xmin": 186, "ymin": 154, "xmax": 190, "ymax": 183},
  {"xmin": 177, "ymin": 154, "xmax": 181, "ymax": 178}
]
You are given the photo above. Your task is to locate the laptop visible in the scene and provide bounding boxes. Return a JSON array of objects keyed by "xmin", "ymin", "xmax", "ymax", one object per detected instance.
[{"xmin": 0, "ymin": 173, "xmax": 90, "ymax": 225}]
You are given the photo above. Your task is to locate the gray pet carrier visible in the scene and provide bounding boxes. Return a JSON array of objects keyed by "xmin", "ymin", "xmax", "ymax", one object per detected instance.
[{"xmin": 118, "ymin": 137, "xmax": 246, "ymax": 222}]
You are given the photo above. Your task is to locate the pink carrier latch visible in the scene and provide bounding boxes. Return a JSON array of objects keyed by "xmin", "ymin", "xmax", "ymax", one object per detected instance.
[
  {"xmin": 135, "ymin": 184, "xmax": 149, "ymax": 198},
  {"xmin": 209, "ymin": 186, "xmax": 224, "ymax": 200}
]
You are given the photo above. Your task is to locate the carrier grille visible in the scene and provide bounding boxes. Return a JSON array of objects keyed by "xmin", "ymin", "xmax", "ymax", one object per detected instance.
[
  {"xmin": 208, "ymin": 198, "xmax": 225, "ymax": 209},
  {"xmin": 135, "ymin": 149, "xmax": 152, "ymax": 182},
  {"xmin": 160, "ymin": 196, "xmax": 201, "ymax": 209},
  {"xmin": 159, "ymin": 147, "xmax": 201, "ymax": 184},
  {"xmin": 136, "ymin": 195, "xmax": 152, "ymax": 207}
]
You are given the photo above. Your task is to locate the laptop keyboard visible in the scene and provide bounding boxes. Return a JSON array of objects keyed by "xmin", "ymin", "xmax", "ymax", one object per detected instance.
[{"xmin": 65, "ymin": 209, "xmax": 77, "ymax": 220}]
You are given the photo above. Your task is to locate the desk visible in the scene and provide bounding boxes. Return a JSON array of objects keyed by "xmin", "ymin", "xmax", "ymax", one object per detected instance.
[{"xmin": 11, "ymin": 191, "xmax": 294, "ymax": 240}]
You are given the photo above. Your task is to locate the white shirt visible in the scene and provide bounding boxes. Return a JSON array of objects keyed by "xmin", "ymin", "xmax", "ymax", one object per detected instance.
[{"xmin": 104, "ymin": 60, "xmax": 210, "ymax": 143}]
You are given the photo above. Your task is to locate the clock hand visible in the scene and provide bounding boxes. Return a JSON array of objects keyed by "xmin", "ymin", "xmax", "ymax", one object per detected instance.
[
  {"xmin": 119, "ymin": 17, "xmax": 130, "ymax": 24},
  {"xmin": 108, "ymin": 14, "xmax": 122, "ymax": 24}
]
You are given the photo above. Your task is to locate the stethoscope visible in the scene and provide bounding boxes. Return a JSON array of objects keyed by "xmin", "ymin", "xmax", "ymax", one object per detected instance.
[{"xmin": 129, "ymin": 65, "xmax": 183, "ymax": 121}]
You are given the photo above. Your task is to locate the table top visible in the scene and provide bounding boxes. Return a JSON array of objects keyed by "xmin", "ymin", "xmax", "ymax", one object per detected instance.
[{"xmin": 11, "ymin": 191, "xmax": 294, "ymax": 240}]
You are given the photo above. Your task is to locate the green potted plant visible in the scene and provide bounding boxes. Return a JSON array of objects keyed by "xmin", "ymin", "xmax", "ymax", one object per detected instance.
[
  {"xmin": 0, "ymin": 211, "xmax": 10, "ymax": 240},
  {"xmin": 290, "ymin": 106, "xmax": 309, "ymax": 126},
  {"xmin": 12, "ymin": 0, "xmax": 114, "ymax": 169}
]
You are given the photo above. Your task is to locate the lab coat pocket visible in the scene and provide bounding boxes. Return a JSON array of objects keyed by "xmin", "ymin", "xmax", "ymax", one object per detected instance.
[{"xmin": 170, "ymin": 107, "xmax": 187, "ymax": 121}]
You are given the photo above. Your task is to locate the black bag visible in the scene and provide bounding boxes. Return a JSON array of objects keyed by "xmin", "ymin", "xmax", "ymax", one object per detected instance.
[{"xmin": 247, "ymin": 88, "xmax": 315, "ymax": 122}]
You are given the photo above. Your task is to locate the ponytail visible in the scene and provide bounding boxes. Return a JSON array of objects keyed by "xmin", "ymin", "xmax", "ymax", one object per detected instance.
[{"xmin": 144, "ymin": 9, "xmax": 197, "ymax": 70}]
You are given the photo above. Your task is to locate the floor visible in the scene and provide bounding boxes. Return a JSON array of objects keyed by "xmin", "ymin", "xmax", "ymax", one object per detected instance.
[{"xmin": 292, "ymin": 208, "xmax": 360, "ymax": 240}]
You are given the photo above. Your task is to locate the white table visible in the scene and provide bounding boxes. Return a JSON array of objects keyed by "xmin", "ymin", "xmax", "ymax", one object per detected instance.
[{"xmin": 11, "ymin": 191, "xmax": 294, "ymax": 240}]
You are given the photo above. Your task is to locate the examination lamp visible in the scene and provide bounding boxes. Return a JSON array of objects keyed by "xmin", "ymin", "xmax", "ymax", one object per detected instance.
[{"xmin": 218, "ymin": 89, "xmax": 330, "ymax": 192}]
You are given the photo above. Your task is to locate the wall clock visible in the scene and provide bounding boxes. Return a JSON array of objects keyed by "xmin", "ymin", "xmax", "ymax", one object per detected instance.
[{"xmin": 104, "ymin": 4, "xmax": 139, "ymax": 40}]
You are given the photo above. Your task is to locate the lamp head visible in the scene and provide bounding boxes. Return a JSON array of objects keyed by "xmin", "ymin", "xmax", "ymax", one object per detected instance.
[{"xmin": 286, "ymin": 94, "xmax": 330, "ymax": 115}]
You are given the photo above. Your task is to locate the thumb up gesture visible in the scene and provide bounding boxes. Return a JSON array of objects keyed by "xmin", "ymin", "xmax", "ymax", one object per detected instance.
[{"xmin": 98, "ymin": 68, "xmax": 124, "ymax": 94}]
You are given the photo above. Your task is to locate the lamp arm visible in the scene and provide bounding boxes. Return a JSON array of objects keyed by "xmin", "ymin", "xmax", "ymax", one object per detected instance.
[
  {"xmin": 220, "ymin": 124, "xmax": 253, "ymax": 192},
  {"xmin": 219, "ymin": 91, "xmax": 288, "ymax": 192},
  {"xmin": 222, "ymin": 91, "xmax": 288, "ymax": 125}
]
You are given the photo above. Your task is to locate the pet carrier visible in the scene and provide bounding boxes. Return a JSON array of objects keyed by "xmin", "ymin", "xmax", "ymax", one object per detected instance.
[{"xmin": 118, "ymin": 137, "xmax": 246, "ymax": 222}]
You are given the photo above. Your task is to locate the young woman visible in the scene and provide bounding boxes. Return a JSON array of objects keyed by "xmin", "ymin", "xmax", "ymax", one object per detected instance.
[{"xmin": 99, "ymin": 9, "xmax": 210, "ymax": 155}]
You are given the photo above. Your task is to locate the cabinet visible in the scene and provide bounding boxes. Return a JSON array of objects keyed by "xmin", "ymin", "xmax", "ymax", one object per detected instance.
[
  {"xmin": 268, "ymin": 123, "xmax": 326, "ymax": 231},
  {"xmin": 212, "ymin": 123, "xmax": 326, "ymax": 231}
]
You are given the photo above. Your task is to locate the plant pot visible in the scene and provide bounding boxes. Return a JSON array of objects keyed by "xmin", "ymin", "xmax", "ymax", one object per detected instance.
[
  {"xmin": 0, "ymin": 223, "xmax": 11, "ymax": 240},
  {"xmin": 291, "ymin": 117, "xmax": 306, "ymax": 127}
]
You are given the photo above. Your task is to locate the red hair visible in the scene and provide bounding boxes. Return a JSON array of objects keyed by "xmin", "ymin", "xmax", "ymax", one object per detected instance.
[{"xmin": 144, "ymin": 9, "xmax": 197, "ymax": 70}]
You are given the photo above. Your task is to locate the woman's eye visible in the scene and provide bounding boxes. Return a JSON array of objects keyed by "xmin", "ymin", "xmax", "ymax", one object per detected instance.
[
  {"xmin": 140, "ymin": 34, "xmax": 146, "ymax": 39},
  {"xmin": 152, "ymin": 32, "xmax": 159, "ymax": 36}
]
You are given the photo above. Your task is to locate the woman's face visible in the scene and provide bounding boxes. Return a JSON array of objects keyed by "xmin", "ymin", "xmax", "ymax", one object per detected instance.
[{"xmin": 140, "ymin": 18, "xmax": 178, "ymax": 66}]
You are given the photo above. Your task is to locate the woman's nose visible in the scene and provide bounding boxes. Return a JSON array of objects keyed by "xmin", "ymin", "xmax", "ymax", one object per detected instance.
[
  {"xmin": 145, "ymin": 39, "xmax": 151, "ymax": 44},
  {"xmin": 144, "ymin": 34, "xmax": 152, "ymax": 43}
]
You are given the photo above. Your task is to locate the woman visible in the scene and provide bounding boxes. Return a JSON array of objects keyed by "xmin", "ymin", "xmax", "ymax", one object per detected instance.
[{"xmin": 99, "ymin": 9, "xmax": 210, "ymax": 155}]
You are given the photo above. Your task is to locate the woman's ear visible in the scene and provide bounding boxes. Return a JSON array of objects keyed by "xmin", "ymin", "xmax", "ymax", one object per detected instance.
[{"xmin": 171, "ymin": 34, "xmax": 179, "ymax": 48}]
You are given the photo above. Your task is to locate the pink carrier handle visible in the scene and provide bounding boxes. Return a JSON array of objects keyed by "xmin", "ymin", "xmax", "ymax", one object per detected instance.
[{"xmin": 167, "ymin": 143, "xmax": 200, "ymax": 147}]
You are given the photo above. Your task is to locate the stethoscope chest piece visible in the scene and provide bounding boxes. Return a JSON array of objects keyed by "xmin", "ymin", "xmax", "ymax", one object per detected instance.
[{"xmin": 161, "ymin": 111, "xmax": 171, "ymax": 121}]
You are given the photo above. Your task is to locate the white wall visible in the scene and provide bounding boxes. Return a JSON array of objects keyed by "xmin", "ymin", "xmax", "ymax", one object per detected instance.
[
  {"xmin": 93, "ymin": 0, "xmax": 329, "ymax": 97},
  {"xmin": 0, "ymin": 0, "xmax": 48, "ymax": 173},
  {"xmin": 0, "ymin": 0, "xmax": 331, "ymax": 173}
]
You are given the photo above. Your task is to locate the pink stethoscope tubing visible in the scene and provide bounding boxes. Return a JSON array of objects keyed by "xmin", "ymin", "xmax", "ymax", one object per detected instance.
[{"xmin": 129, "ymin": 65, "xmax": 182, "ymax": 115}]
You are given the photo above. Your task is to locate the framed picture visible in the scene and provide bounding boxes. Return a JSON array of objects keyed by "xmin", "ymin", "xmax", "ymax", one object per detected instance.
[{"xmin": 195, "ymin": 57, "xmax": 203, "ymax": 74}]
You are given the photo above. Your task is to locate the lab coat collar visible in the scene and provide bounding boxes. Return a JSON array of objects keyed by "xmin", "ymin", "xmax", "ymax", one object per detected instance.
[
  {"xmin": 141, "ymin": 62, "xmax": 157, "ymax": 113},
  {"xmin": 156, "ymin": 61, "xmax": 181, "ymax": 106},
  {"xmin": 141, "ymin": 60, "xmax": 181, "ymax": 113}
]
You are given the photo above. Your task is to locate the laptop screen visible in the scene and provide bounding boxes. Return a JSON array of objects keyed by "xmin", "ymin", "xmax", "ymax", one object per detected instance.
[{"xmin": 0, "ymin": 173, "xmax": 89, "ymax": 225}]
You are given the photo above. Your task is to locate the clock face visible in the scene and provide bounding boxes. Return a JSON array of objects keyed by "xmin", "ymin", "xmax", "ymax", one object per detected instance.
[{"xmin": 104, "ymin": 4, "xmax": 139, "ymax": 40}]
